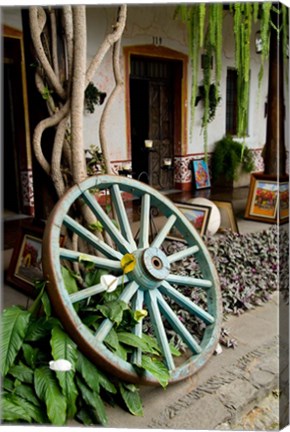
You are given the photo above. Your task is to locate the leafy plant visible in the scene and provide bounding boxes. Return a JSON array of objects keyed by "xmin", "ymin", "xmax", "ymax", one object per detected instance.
[
  {"xmin": 196, "ymin": 83, "xmax": 221, "ymax": 125},
  {"xmin": 0, "ymin": 260, "xmax": 181, "ymax": 426},
  {"xmin": 85, "ymin": 144, "xmax": 105, "ymax": 175},
  {"xmin": 84, "ymin": 82, "xmax": 106, "ymax": 114},
  {"xmin": 175, "ymin": 3, "xmax": 289, "ymax": 143},
  {"xmin": 161, "ymin": 225, "xmax": 280, "ymax": 349},
  {"xmin": 211, "ymin": 135, "xmax": 255, "ymax": 182}
]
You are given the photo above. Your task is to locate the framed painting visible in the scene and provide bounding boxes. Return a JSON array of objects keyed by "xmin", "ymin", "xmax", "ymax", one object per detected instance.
[
  {"xmin": 6, "ymin": 221, "xmax": 44, "ymax": 297},
  {"xmin": 191, "ymin": 158, "xmax": 211, "ymax": 190},
  {"xmin": 244, "ymin": 173, "xmax": 280, "ymax": 223},
  {"xmin": 212, "ymin": 200, "xmax": 239, "ymax": 234},
  {"xmin": 169, "ymin": 202, "xmax": 212, "ymax": 238},
  {"xmin": 279, "ymin": 181, "xmax": 289, "ymax": 222}
]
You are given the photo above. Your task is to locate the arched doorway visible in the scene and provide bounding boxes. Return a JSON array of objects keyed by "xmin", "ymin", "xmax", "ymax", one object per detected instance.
[{"xmin": 124, "ymin": 46, "xmax": 188, "ymax": 191}]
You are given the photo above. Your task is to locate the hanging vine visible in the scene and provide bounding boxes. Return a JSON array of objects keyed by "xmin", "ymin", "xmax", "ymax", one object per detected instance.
[
  {"xmin": 175, "ymin": 3, "xmax": 223, "ymax": 156},
  {"xmin": 175, "ymin": 5, "xmax": 205, "ymax": 139},
  {"xmin": 175, "ymin": 2, "xmax": 288, "ymax": 153},
  {"xmin": 233, "ymin": 3, "xmax": 253, "ymax": 138}
]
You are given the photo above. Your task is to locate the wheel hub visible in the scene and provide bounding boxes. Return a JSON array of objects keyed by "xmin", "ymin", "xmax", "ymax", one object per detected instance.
[{"xmin": 129, "ymin": 247, "xmax": 170, "ymax": 290}]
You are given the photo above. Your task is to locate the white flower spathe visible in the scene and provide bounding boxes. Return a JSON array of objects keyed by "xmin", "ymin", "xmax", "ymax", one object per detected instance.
[
  {"xmin": 49, "ymin": 359, "xmax": 72, "ymax": 371},
  {"xmin": 101, "ymin": 274, "xmax": 118, "ymax": 292}
]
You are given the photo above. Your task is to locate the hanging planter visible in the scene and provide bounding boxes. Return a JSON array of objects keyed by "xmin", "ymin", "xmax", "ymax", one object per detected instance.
[{"xmin": 175, "ymin": 3, "xmax": 288, "ymax": 153}]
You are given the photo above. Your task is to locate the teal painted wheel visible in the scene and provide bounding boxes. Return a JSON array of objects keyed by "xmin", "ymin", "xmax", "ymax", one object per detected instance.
[{"xmin": 42, "ymin": 175, "xmax": 222, "ymax": 385}]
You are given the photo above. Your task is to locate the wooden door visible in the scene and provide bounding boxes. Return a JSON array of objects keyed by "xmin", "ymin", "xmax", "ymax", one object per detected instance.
[
  {"xmin": 148, "ymin": 80, "xmax": 173, "ymax": 190},
  {"xmin": 130, "ymin": 56, "xmax": 180, "ymax": 190}
]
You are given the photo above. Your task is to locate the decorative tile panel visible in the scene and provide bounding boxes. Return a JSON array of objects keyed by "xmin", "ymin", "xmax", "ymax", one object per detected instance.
[{"xmin": 173, "ymin": 149, "xmax": 265, "ymax": 187}]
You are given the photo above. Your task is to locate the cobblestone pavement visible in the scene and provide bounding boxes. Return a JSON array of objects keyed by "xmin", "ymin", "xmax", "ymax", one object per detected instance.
[{"xmin": 217, "ymin": 390, "xmax": 280, "ymax": 430}]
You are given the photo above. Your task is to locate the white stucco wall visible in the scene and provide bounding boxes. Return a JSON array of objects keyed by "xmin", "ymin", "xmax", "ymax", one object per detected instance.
[
  {"xmin": 1, "ymin": 5, "xmax": 277, "ymax": 165},
  {"xmin": 1, "ymin": 7, "xmax": 22, "ymax": 30},
  {"xmin": 84, "ymin": 5, "xmax": 270, "ymax": 163}
]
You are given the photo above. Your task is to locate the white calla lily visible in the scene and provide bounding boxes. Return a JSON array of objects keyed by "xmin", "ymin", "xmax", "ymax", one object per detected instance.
[
  {"xmin": 49, "ymin": 359, "xmax": 72, "ymax": 371},
  {"xmin": 101, "ymin": 274, "xmax": 119, "ymax": 292}
]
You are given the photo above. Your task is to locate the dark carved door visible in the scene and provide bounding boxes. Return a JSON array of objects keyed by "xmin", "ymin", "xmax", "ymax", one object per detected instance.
[
  {"xmin": 148, "ymin": 80, "xmax": 173, "ymax": 189},
  {"xmin": 130, "ymin": 56, "xmax": 179, "ymax": 190}
]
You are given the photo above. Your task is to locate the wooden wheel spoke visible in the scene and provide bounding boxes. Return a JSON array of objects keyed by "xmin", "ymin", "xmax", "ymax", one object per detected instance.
[
  {"xmin": 131, "ymin": 290, "xmax": 145, "ymax": 365},
  {"xmin": 94, "ymin": 281, "xmax": 139, "ymax": 342},
  {"xmin": 110, "ymin": 184, "xmax": 137, "ymax": 249},
  {"xmin": 156, "ymin": 290, "xmax": 202, "ymax": 354},
  {"xmin": 150, "ymin": 214, "xmax": 177, "ymax": 248},
  {"xmin": 43, "ymin": 175, "xmax": 222, "ymax": 384},
  {"xmin": 59, "ymin": 248, "xmax": 122, "ymax": 271},
  {"xmin": 69, "ymin": 275, "xmax": 128, "ymax": 304},
  {"xmin": 144, "ymin": 290, "xmax": 175, "ymax": 372},
  {"xmin": 166, "ymin": 273, "xmax": 212, "ymax": 290},
  {"xmin": 160, "ymin": 281, "xmax": 215, "ymax": 325},
  {"xmin": 63, "ymin": 215, "xmax": 122, "ymax": 260},
  {"xmin": 138, "ymin": 193, "xmax": 151, "ymax": 249},
  {"xmin": 82, "ymin": 189, "xmax": 133, "ymax": 254},
  {"xmin": 167, "ymin": 244, "xmax": 199, "ymax": 264}
]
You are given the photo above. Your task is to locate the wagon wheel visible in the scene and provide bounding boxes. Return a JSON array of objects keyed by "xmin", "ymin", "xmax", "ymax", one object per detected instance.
[{"xmin": 42, "ymin": 175, "xmax": 222, "ymax": 385}]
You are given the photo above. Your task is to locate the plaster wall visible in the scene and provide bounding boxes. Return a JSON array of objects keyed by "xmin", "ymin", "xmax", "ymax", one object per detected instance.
[
  {"xmin": 1, "ymin": 6, "xmax": 277, "ymax": 166},
  {"xmin": 84, "ymin": 5, "xmax": 269, "ymax": 164},
  {"xmin": 2, "ymin": 7, "xmax": 22, "ymax": 30}
]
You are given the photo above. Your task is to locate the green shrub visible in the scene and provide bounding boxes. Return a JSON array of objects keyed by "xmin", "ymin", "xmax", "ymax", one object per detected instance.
[{"xmin": 211, "ymin": 135, "xmax": 255, "ymax": 182}]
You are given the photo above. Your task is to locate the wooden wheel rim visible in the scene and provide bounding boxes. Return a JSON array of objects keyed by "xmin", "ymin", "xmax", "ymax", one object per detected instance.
[{"xmin": 42, "ymin": 175, "xmax": 222, "ymax": 385}]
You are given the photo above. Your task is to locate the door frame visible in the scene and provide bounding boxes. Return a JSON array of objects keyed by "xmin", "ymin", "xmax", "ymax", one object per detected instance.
[
  {"xmin": 124, "ymin": 45, "xmax": 188, "ymax": 160},
  {"xmin": 3, "ymin": 25, "xmax": 34, "ymax": 215}
]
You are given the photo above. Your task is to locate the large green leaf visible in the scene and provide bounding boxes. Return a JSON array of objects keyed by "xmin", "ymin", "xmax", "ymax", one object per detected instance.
[
  {"xmin": 22, "ymin": 343, "xmax": 39, "ymax": 369},
  {"xmin": 95, "ymin": 368, "xmax": 117, "ymax": 394},
  {"xmin": 0, "ymin": 306, "xmax": 31, "ymax": 376},
  {"xmin": 4, "ymin": 393, "xmax": 46, "ymax": 423},
  {"xmin": 141, "ymin": 333, "xmax": 162, "ymax": 355},
  {"xmin": 104, "ymin": 327, "xmax": 127, "ymax": 360},
  {"xmin": 76, "ymin": 407, "xmax": 95, "ymax": 426},
  {"xmin": 85, "ymin": 268, "xmax": 107, "ymax": 287},
  {"xmin": 8, "ymin": 361, "xmax": 34, "ymax": 384},
  {"xmin": 34, "ymin": 366, "xmax": 67, "ymax": 425},
  {"xmin": 76, "ymin": 351, "xmax": 117, "ymax": 394},
  {"xmin": 76, "ymin": 377, "xmax": 108, "ymax": 426},
  {"xmin": 25, "ymin": 316, "xmax": 59, "ymax": 342},
  {"xmin": 62, "ymin": 266, "xmax": 79, "ymax": 294},
  {"xmin": 97, "ymin": 300, "xmax": 128, "ymax": 326},
  {"xmin": 76, "ymin": 351, "xmax": 100, "ymax": 393},
  {"xmin": 41, "ymin": 291, "xmax": 52, "ymax": 317},
  {"xmin": 141, "ymin": 356, "xmax": 170, "ymax": 388},
  {"xmin": 2, "ymin": 376, "xmax": 14, "ymax": 392},
  {"xmin": 50, "ymin": 326, "xmax": 78, "ymax": 418},
  {"xmin": 1, "ymin": 392, "xmax": 32, "ymax": 422},
  {"xmin": 14, "ymin": 383, "xmax": 42, "ymax": 407},
  {"xmin": 117, "ymin": 332, "xmax": 156, "ymax": 354},
  {"xmin": 118, "ymin": 382, "xmax": 143, "ymax": 416}
]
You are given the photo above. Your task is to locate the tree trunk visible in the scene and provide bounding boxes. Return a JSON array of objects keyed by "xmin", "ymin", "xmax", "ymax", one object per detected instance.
[{"xmin": 263, "ymin": 3, "xmax": 286, "ymax": 177}]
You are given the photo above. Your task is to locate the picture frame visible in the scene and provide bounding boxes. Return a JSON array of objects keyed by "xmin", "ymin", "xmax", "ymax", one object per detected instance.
[
  {"xmin": 169, "ymin": 202, "xmax": 212, "ymax": 238},
  {"xmin": 244, "ymin": 173, "xmax": 288, "ymax": 224},
  {"xmin": 212, "ymin": 200, "xmax": 239, "ymax": 234},
  {"xmin": 191, "ymin": 158, "xmax": 211, "ymax": 190},
  {"xmin": 279, "ymin": 181, "xmax": 289, "ymax": 222},
  {"xmin": 6, "ymin": 220, "xmax": 45, "ymax": 298}
]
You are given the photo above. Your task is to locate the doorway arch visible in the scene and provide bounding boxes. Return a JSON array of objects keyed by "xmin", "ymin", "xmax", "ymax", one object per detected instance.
[{"xmin": 124, "ymin": 45, "xmax": 188, "ymax": 189}]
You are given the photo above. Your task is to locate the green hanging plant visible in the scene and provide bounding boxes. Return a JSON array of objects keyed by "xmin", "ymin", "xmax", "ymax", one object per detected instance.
[
  {"xmin": 211, "ymin": 135, "xmax": 255, "ymax": 182},
  {"xmin": 257, "ymin": 3, "xmax": 272, "ymax": 91},
  {"xmin": 176, "ymin": 3, "xmax": 288, "ymax": 151},
  {"xmin": 174, "ymin": 4, "xmax": 206, "ymax": 138},
  {"xmin": 84, "ymin": 82, "xmax": 107, "ymax": 114},
  {"xmin": 175, "ymin": 3, "xmax": 223, "ymax": 158}
]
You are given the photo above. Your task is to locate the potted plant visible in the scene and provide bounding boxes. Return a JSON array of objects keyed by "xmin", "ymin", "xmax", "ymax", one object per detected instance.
[{"xmin": 211, "ymin": 135, "xmax": 255, "ymax": 188}]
